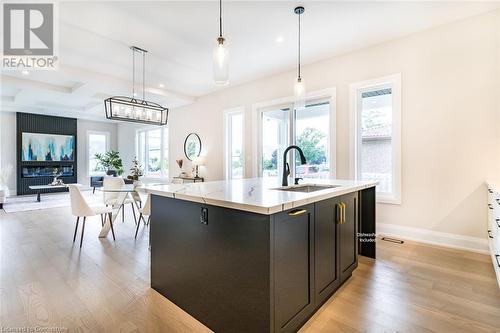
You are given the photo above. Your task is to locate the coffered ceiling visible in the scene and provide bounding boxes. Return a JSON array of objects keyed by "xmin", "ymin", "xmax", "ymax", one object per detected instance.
[{"xmin": 1, "ymin": 1, "xmax": 498, "ymax": 122}]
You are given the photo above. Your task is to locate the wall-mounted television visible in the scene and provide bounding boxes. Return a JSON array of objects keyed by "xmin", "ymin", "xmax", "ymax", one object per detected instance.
[{"xmin": 22, "ymin": 132, "xmax": 75, "ymax": 162}]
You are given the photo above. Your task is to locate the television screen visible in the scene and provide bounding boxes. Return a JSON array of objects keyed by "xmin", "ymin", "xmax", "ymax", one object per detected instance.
[{"xmin": 22, "ymin": 132, "xmax": 75, "ymax": 161}]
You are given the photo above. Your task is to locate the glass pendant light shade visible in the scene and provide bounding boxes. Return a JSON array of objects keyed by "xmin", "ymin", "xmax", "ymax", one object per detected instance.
[
  {"xmin": 294, "ymin": 77, "xmax": 305, "ymax": 98},
  {"xmin": 294, "ymin": 77, "xmax": 306, "ymax": 109},
  {"xmin": 213, "ymin": 37, "xmax": 229, "ymax": 85}
]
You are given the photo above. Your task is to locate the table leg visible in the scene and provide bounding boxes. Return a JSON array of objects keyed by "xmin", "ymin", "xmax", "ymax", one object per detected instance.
[{"xmin": 98, "ymin": 192, "xmax": 128, "ymax": 238}]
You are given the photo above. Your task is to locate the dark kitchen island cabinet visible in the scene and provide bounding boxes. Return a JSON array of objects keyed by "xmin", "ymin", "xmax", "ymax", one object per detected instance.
[{"xmin": 146, "ymin": 179, "xmax": 376, "ymax": 333}]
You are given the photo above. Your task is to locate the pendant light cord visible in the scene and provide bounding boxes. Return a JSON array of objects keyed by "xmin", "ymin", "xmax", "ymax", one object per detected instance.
[
  {"xmin": 142, "ymin": 51, "xmax": 145, "ymax": 101},
  {"xmin": 132, "ymin": 48, "xmax": 135, "ymax": 98},
  {"xmin": 298, "ymin": 12, "xmax": 301, "ymax": 80},
  {"xmin": 131, "ymin": 47, "xmax": 147, "ymax": 100},
  {"xmin": 219, "ymin": 0, "xmax": 223, "ymax": 37}
]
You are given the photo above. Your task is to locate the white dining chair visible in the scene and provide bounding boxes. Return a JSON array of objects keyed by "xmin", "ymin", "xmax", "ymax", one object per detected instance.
[
  {"xmin": 68, "ymin": 184, "xmax": 114, "ymax": 248},
  {"xmin": 131, "ymin": 181, "xmax": 143, "ymax": 208},
  {"xmin": 103, "ymin": 177, "xmax": 138, "ymax": 224},
  {"xmin": 135, "ymin": 194, "xmax": 151, "ymax": 239}
]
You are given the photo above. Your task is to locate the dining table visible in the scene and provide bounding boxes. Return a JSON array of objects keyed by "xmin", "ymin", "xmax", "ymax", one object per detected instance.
[{"xmin": 96, "ymin": 184, "xmax": 141, "ymax": 238}]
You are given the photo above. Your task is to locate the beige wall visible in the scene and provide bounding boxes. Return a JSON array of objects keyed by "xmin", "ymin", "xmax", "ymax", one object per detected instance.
[{"xmin": 166, "ymin": 10, "xmax": 500, "ymax": 239}]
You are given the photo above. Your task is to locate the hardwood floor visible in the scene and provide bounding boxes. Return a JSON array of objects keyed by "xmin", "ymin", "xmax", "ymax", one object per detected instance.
[{"xmin": 1, "ymin": 204, "xmax": 499, "ymax": 332}]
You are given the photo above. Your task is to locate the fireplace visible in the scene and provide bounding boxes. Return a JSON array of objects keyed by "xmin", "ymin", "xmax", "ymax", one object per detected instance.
[
  {"xmin": 17, "ymin": 113, "xmax": 78, "ymax": 195},
  {"xmin": 22, "ymin": 165, "xmax": 74, "ymax": 178}
]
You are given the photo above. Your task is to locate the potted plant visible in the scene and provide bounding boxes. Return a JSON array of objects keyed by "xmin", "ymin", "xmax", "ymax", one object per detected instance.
[
  {"xmin": 128, "ymin": 156, "xmax": 144, "ymax": 181},
  {"xmin": 94, "ymin": 151, "xmax": 124, "ymax": 176}
]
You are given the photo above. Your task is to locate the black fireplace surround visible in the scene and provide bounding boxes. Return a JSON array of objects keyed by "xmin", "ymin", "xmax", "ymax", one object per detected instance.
[{"xmin": 16, "ymin": 113, "xmax": 78, "ymax": 195}]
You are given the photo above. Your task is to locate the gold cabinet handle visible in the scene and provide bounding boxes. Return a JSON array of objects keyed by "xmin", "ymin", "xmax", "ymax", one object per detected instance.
[
  {"xmin": 336, "ymin": 203, "xmax": 341, "ymax": 224},
  {"xmin": 340, "ymin": 202, "xmax": 345, "ymax": 224},
  {"xmin": 335, "ymin": 202, "xmax": 342, "ymax": 224},
  {"xmin": 288, "ymin": 209, "xmax": 307, "ymax": 216},
  {"xmin": 338, "ymin": 202, "xmax": 344, "ymax": 224}
]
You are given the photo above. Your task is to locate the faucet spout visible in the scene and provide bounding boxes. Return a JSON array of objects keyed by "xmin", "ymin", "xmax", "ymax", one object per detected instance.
[{"xmin": 282, "ymin": 145, "xmax": 307, "ymax": 186}]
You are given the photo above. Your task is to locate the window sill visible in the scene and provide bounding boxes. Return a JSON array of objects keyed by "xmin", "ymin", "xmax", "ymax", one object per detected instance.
[{"xmin": 377, "ymin": 195, "xmax": 401, "ymax": 205}]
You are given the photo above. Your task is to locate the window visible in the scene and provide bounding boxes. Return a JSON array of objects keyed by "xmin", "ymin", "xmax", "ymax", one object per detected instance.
[
  {"xmin": 137, "ymin": 127, "xmax": 169, "ymax": 178},
  {"xmin": 88, "ymin": 131, "xmax": 109, "ymax": 176},
  {"xmin": 224, "ymin": 108, "xmax": 245, "ymax": 179},
  {"xmin": 257, "ymin": 96, "xmax": 333, "ymax": 179},
  {"xmin": 351, "ymin": 74, "xmax": 401, "ymax": 203}
]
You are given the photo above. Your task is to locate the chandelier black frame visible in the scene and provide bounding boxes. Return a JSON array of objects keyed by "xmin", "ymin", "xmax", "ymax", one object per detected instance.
[{"xmin": 104, "ymin": 46, "xmax": 168, "ymax": 126}]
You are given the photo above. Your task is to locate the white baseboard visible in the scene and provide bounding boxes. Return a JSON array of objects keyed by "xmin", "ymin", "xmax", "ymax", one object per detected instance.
[{"xmin": 377, "ymin": 223, "xmax": 488, "ymax": 254}]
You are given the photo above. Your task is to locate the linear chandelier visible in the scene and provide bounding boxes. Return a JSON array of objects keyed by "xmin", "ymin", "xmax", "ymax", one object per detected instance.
[{"xmin": 104, "ymin": 46, "xmax": 168, "ymax": 126}]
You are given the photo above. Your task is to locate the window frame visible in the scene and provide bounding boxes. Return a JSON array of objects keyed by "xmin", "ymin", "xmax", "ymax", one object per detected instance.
[
  {"xmin": 136, "ymin": 126, "xmax": 169, "ymax": 179},
  {"xmin": 87, "ymin": 130, "xmax": 110, "ymax": 177},
  {"xmin": 252, "ymin": 88, "xmax": 337, "ymax": 179},
  {"xmin": 350, "ymin": 73, "xmax": 402, "ymax": 204},
  {"xmin": 223, "ymin": 107, "xmax": 245, "ymax": 180}
]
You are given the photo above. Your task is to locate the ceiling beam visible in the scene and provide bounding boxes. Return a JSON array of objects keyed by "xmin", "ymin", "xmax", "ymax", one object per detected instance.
[{"xmin": 2, "ymin": 76, "xmax": 73, "ymax": 94}]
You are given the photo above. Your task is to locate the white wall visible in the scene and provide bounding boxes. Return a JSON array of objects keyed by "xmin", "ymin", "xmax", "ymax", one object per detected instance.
[
  {"xmin": 0, "ymin": 112, "xmax": 118, "ymax": 194},
  {"xmin": 163, "ymin": 10, "xmax": 500, "ymax": 239},
  {"xmin": 117, "ymin": 123, "xmax": 140, "ymax": 173}
]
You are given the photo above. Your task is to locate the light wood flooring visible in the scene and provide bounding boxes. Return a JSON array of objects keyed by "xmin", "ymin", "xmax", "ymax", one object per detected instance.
[{"xmin": 1, "ymin": 204, "xmax": 499, "ymax": 332}]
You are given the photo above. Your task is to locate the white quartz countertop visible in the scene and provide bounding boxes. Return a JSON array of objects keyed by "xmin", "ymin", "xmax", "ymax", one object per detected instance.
[{"xmin": 138, "ymin": 177, "xmax": 377, "ymax": 215}]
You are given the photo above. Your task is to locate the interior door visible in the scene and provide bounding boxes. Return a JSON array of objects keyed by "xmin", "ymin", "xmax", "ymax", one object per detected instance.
[{"xmin": 260, "ymin": 107, "xmax": 290, "ymax": 178}]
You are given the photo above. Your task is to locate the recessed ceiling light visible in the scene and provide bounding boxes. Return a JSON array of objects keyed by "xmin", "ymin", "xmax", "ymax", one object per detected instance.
[
  {"xmin": 159, "ymin": 83, "xmax": 164, "ymax": 88},
  {"xmin": 21, "ymin": 70, "xmax": 29, "ymax": 75},
  {"xmin": 275, "ymin": 36, "xmax": 284, "ymax": 43}
]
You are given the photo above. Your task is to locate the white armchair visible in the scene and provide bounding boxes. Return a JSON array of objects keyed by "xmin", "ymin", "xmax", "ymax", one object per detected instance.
[
  {"xmin": 0, "ymin": 186, "xmax": 8, "ymax": 209},
  {"xmin": 0, "ymin": 164, "xmax": 12, "ymax": 209}
]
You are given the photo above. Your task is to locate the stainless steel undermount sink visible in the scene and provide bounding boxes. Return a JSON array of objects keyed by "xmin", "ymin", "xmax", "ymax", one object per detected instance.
[{"xmin": 272, "ymin": 184, "xmax": 341, "ymax": 193}]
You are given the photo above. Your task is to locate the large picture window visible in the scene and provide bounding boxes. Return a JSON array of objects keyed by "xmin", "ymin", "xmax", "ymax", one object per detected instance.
[
  {"xmin": 88, "ymin": 131, "xmax": 109, "ymax": 176},
  {"xmin": 224, "ymin": 108, "xmax": 245, "ymax": 179},
  {"xmin": 351, "ymin": 74, "xmax": 401, "ymax": 203},
  {"xmin": 257, "ymin": 95, "xmax": 334, "ymax": 180},
  {"xmin": 137, "ymin": 127, "xmax": 169, "ymax": 178}
]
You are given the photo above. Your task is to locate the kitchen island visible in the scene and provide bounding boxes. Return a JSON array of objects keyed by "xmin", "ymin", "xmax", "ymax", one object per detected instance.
[{"xmin": 141, "ymin": 178, "xmax": 377, "ymax": 333}]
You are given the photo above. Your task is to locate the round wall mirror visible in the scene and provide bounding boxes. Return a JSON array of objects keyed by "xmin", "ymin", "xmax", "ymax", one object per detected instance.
[{"xmin": 184, "ymin": 133, "xmax": 202, "ymax": 161}]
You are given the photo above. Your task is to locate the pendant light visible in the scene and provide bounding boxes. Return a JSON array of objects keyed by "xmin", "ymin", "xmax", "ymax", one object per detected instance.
[
  {"xmin": 294, "ymin": 6, "xmax": 306, "ymax": 109},
  {"xmin": 213, "ymin": 0, "xmax": 229, "ymax": 85},
  {"xmin": 104, "ymin": 46, "xmax": 168, "ymax": 126}
]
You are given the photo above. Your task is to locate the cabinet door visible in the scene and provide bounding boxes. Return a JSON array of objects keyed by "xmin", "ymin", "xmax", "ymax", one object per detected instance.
[
  {"xmin": 339, "ymin": 193, "xmax": 358, "ymax": 283},
  {"xmin": 314, "ymin": 198, "xmax": 340, "ymax": 306},
  {"xmin": 274, "ymin": 205, "xmax": 315, "ymax": 333}
]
